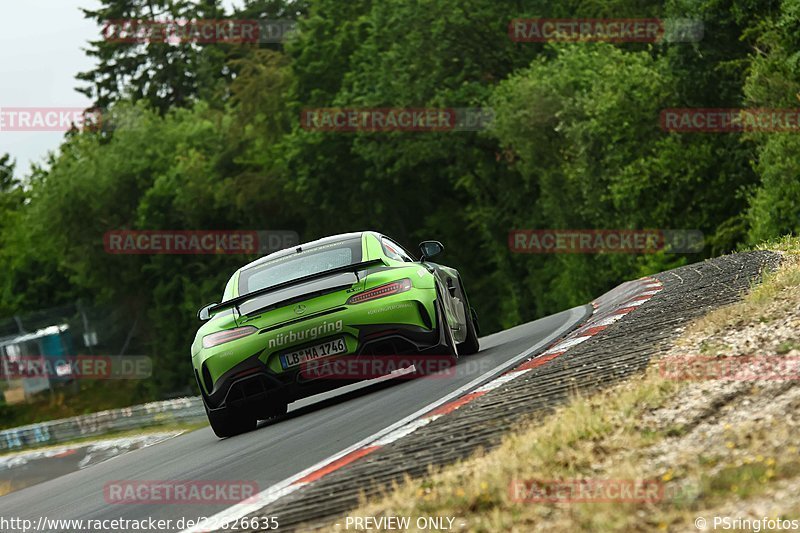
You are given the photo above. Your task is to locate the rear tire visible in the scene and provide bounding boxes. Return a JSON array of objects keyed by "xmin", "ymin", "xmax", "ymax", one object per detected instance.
[
  {"xmin": 435, "ymin": 293, "xmax": 458, "ymax": 357},
  {"xmin": 454, "ymin": 275, "xmax": 480, "ymax": 355},
  {"xmin": 457, "ymin": 305, "xmax": 480, "ymax": 355},
  {"xmin": 205, "ymin": 403, "xmax": 256, "ymax": 438}
]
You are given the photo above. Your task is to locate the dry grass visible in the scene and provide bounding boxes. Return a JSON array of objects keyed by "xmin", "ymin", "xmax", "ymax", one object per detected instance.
[
  {"xmin": 684, "ymin": 237, "xmax": 800, "ymax": 338},
  {"xmin": 323, "ymin": 238, "xmax": 800, "ymax": 532},
  {"xmin": 337, "ymin": 373, "xmax": 680, "ymax": 532}
]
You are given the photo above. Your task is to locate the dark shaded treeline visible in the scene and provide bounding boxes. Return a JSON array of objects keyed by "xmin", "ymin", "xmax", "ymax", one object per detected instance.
[{"xmin": 1, "ymin": 0, "xmax": 797, "ymax": 396}]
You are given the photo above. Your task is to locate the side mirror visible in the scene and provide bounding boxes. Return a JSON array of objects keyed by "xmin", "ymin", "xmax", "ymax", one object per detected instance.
[
  {"xmin": 418, "ymin": 241, "xmax": 444, "ymax": 262},
  {"xmin": 197, "ymin": 303, "xmax": 218, "ymax": 321}
]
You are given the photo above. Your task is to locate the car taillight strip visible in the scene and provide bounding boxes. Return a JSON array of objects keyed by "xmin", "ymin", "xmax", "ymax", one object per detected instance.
[
  {"xmin": 202, "ymin": 326, "xmax": 257, "ymax": 348},
  {"xmin": 347, "ymin": 278, "xmax": 412, "ymax": 304}
]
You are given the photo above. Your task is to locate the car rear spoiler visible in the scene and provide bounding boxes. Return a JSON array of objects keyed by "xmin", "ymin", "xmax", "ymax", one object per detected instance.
[{"xmin": 206, "ymin": 258, "xmax": 387, "ymax": 317}]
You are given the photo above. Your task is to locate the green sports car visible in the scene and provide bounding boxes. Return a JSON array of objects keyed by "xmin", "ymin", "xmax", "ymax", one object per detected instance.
[{"xmin": 192, "ymin": 231, "xmax": 480, "ymax": 437}]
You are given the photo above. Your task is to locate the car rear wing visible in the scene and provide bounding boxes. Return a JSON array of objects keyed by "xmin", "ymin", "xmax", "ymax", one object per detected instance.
[{"xmin": 204, "ymin": 258, "xmax": 387, "ymax": 318}]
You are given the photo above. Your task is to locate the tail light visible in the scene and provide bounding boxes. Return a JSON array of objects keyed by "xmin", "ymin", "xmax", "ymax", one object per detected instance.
[
  {"xmin": 347, "ymin": 278, "xmax": 413, "ymax": 305},
  {"xmin": 202, "ymin": 326, "xmax": 257, "ymax": 348}
]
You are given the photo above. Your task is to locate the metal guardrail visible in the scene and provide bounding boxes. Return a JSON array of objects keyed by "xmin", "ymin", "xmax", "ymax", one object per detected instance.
[{"xmin": 0, "ymin": 396, "xmax": 206, "ymax": 452}]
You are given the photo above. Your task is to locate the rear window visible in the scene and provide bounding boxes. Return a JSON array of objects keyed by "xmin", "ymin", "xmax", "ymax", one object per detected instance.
[
  {"xmin": 381, "ymin": 237, "xmax": 415, "ymax": 262},
  {"xmin": 238, "ymin": 237, "xmax": 363, "ymax": 295}
]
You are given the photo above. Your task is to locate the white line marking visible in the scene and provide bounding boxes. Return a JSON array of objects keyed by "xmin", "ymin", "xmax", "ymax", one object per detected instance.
[
  {"xmin": 622, "ymin": 299, "xmax": 647, "ymax": 306},
  {"xmin": 590, "ymin": 314, "xmax": 626, "ymax": 327},
  {"xmin": 179, "ymin": 305, "xmax": 590, "ymax": 533},
  {"xmin": 374, "ymin": 415, "xmax": 441, "ymax": 446},
  {"xmin": 541, "ymin": 335, "xmax": 591, "ymax": 355},
  {"xmin": 474, "ymin": 370, "xmax": 530, "ymax": 393}
]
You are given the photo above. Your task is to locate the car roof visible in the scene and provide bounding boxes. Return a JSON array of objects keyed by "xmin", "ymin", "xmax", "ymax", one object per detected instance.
[{"xmin": 237, "ymin": 231, "xmax": 373, "ymax": 273}]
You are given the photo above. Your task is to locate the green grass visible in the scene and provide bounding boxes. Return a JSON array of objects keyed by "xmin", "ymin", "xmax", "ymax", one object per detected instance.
[
  {"xmin": 0, "ymin": 420, "xmax": 207, "ymax": 457},
  {"xmin": 0, "ymin": 380, "xmax": 164, "ymax": 430}
]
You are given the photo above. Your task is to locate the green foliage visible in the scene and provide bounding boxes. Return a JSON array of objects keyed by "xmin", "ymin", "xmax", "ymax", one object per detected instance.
[
  {"xmin": 77, "ymin": 0, "xmax": 230, "ymax": 112},
  {"xmin": 0, "ymin": 0, "xmax": 797, "ymax": 397},
  {"xmin": 743, "ymin": 0, "xmax": 800, "ymax": 242}
]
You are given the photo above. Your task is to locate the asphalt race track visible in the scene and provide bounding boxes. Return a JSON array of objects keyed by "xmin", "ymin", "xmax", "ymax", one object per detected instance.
[{"xmin": 0, "ymin": 305, "xmax": 589, "ymax": 532}]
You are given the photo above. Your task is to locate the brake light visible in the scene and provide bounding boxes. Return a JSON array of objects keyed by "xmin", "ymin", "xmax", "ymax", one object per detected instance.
[
  {"xmin": 202, "ymin": 326, "xmax": 257, "ymax": 348},
  {"xmin": 347, "ymin": 278, "xmax": 413, "ymax": 305}
]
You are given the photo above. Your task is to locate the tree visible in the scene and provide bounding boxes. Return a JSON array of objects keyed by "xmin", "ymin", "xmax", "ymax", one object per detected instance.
[
  {"xmin": 76, "ymin": 0, "xmax": 229, "ymax": 113},
  {"xmin": 743, "ymin": 0, "xmax": 800, "ymax": 242}
]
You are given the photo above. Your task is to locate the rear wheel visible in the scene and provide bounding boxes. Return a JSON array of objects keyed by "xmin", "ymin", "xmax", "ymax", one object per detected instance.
[
  {"xmin": 435, "ymin": 291, "xmax": 458, "ymax": 357},
  {"xmin": 204, "ymin": 403, "xmax": 257, "ymax": 438},
  {"xmin": 457, "ymin": 304, "xmax": 480, "ymax": 355},
  {"xmin": 455, "ymin": 275, "xmax": 480, "ymax": 355}
]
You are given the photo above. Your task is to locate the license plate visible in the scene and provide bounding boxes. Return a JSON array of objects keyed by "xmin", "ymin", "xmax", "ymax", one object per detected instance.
[{"xmin": 280, "ymin": 336, "xmax": 347, "ymax": 369}]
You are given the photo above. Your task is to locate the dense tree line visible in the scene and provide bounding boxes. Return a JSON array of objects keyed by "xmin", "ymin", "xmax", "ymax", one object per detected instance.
[{"xmin": 1, "ymin": 0, "xmax": 797, "ymax": 396}]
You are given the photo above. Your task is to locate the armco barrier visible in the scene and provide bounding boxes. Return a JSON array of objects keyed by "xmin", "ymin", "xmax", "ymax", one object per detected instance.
[{"xmin": 0, "ymin": 396, "xmax": 205, "ymax": 452}]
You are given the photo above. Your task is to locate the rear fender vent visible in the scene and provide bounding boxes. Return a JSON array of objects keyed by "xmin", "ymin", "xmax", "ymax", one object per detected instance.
[
  {"xmin": 418, "ymin": 301, "xmax": 433, "ymax": 329},
  {"xmin": 201, "ymin": 362, "xmax": 214, "ymax": 393}
]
